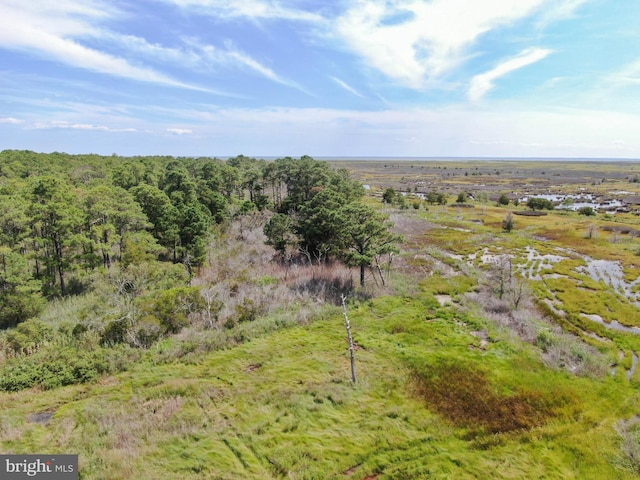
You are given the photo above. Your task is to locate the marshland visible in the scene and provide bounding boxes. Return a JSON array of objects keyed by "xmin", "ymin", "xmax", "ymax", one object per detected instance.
[{"xmin": 2, "ymin": 151, "xmax": 640, "ymax": 479}]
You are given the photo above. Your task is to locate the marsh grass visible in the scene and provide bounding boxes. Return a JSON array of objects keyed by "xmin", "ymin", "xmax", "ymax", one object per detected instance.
[
  {"xmin": 5, "ymin": 163, "xmax": 640, "ymax": 477},
  {"xmin": 412, "ymin": 358, "xmax": 559, "ymax": 435},
  {"xmin": 2, "ymin": 288, "xmax": 640, "ymax": 478}
]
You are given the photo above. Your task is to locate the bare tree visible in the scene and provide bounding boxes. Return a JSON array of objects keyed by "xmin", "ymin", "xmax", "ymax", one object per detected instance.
[
  {"xmin": 341, "ymin": 294, "xmax": 357, "ymax": 383},
  {"xmin": 486, "ymin": 255, "xmax": 529, "ymax": 310},
  {"xmin": 201, "ymin": 287, "xmax": 223, "ymax": 329}
]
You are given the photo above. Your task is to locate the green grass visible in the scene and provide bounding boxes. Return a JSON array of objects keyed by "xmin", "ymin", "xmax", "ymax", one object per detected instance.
[
  {"xmin": 4, "ymin": 165, "xmax": 640, "ymax": 478},
  {"xmin": 2, "ymin": 289, "xmax": 640, "ymax": 479}
]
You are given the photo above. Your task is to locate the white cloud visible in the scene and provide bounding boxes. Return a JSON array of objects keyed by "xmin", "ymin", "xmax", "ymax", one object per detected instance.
[
  {"xmin": 609, "ymin": 59, "xmax": 640, "ymax": 86},
  {"xmin": 329, "ymin": 76, "xmax": 366, "ymax": 98},
  {"xmin": 0, "ymin": 1, "xmax": 210, "ymax": 91},
  {"xmin": 105, "ymin": 33, "xmax": 301, "ymax": 92},
  {"xmin": 332, "ymin": 0, "xmax": 587, "ymax": 89},
  {"xmin": 468, "ymin": 48, "xmax": 553, "ymax": 102},
  {"xmin": 535, "ymin": 0, "xmax": 591, "ymax": 28},
  {"xmin": 109, "ymin": 34, "xmax": 200, "ymax": 65},
  {"xmin": 159, "ymin": 0, "xmax": 324, "ymax": 22},
  {"xmin": 101, "ymin": 103, "xmax": 640, "ymax": 157},
  {"xmin": 30, "ymin": 120, "xmax": 138, "ymax": 132},
  {"xmin": 215, "ymin": 42, "xmax": 307, "ymax": 92},
  {"xmin": 0, "ymin": 117, "xmax": 24, "ymax": 124},
  {"xmin": 11, "ymin": 100, "xmax": 640, "ymax": 158},
  {"xmin": 167, "ymin": 128, "xmax": 193, "ymax": 135}
]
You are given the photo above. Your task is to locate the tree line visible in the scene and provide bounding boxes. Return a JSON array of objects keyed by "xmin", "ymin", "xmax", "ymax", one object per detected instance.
[{"xmin": 0, "ymin": 150, "xmax": 401, "ymax": 331}]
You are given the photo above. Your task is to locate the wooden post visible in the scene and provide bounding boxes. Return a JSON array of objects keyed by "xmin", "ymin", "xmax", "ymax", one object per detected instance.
[{"xmin": 341, "ymin": 294, "xmax": 357, "ymax": 383}]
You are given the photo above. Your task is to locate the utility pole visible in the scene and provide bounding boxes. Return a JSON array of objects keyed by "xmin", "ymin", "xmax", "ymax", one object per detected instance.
[{"xmin": 341, "ymin": 294, "xmax": 357, "ymax": 383}]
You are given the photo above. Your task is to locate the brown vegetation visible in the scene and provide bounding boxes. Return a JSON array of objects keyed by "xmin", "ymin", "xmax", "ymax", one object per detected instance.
[{"xmin": 413, "ymin": 360, "xmax": 559, "ymax": 435}]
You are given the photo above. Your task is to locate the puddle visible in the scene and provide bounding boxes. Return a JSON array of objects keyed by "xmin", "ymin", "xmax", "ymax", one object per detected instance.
[
  {"xmin": 521, "ymin": 246, "xmax": 567, "ymax": 279},
  {"xmin": 473, "ymin": 245, "xmax": 640, "ymax": 306},
  {"xmin": 582, "ymin": 313, "xmax": 640, "ymax": 335},
  {"xmin": 576, "ymin": 258, "xmax": 640, "ymax": 306},
  {"xmin": 519, "ymin": 193, "xmax": 624, "ymax": 212},
  {"xmin": 472, "ymin": 248, "xmax": 514, "ymax": 265}
]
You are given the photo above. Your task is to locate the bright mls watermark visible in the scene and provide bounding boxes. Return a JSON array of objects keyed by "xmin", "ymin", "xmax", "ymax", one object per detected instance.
[{"xmin": 0, "ymin": 455, "xmax": 78, "ymax": 479}]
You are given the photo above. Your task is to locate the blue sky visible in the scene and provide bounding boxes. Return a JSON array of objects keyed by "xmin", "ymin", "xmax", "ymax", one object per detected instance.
[{"xmin": 1, "ymin": 0, "xmax": 640, "ymax": 158}]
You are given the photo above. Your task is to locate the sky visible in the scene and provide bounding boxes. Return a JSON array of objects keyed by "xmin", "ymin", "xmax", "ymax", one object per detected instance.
[{"xmin": 1, "ymin": 0, "xmax": 640, "ymax": 158}]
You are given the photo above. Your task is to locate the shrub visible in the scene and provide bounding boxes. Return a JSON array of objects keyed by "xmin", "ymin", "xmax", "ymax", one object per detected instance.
[
  {"xmin": 578, "ymin": 206, "xmax": 596, "ymax": 216},
  {"xmin": 134, "ymin": 319, "xmax": 162, "ymax": 348},
  {"xmin": 4, "ymin": 319, "xmax": 53, "ymax": 356},
  {"xmin": 527, "ymin": 197, "xmax": 554, "ymax": 211},
  {"xmin": 498, "ymin": 193, "xmax": 510, "ymax": 206},
  {"xmin": 100, "ymin": 318, "xmax": 129, "ymax": 346},
  {"xmin": 142, "ymin": 286, "xmax": 205, "ymax": 334},
  {"xmin": 235, "ymin": 298, "xmax": 260, "ymax": 323},
  {"xmin": 502, "ymin": 212, "xmax": 515, "ymax": 233},
  {"xmin": 0, "ymin": 346, "xmax": 131, "ymax": 391},
  {"xmin": 382, "ymin": 187, "xmax": 397, "ymax": 204}
]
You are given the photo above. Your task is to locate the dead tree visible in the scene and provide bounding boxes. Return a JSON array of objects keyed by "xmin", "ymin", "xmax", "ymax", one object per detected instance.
[{"xmin": 341, "ymin": 294, "xmax": 357, "ymax": 383}]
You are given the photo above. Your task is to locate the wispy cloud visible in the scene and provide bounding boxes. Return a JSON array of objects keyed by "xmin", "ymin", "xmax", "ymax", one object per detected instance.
[
  {"xmin": 166, "ymin": 128, "xmax": 193, "ymax": 135},
  {"xmin": 158, "ymin": 0, "xmax": 324, "ymax": 22},
  {"xmin": 216, "ymin": 42, "xmax": 309, "ymax": 92},
  {"xmin": 31, "ymin": 120, "xmax": 136, "ymax": 132},
  {"xmin": 0, "ymin": 117, "xmax": 24, "ymax": 124},
  {"xmin": 10, "ymin": 100, "xmax": 640, "ymax": 158},
  {"xmin": 106, "ymin": 33, "xmax": 303, "ymax": 92},
  {"xmin": 0, "ymin": 1, "xmax": 212, "ymax": 92},
  {"xmin": 608, "ymin": 59, "xmax": 640, "ymax": 86},
  {"xmin": 535, "ymin": 0, "xmax": 591, "ymax": 28},
  {"xmin": 329, "ymin": 76, "xmax": 366, "ymax": 98},
  {"xmin": 468, "ymin": 48, "xmax": 553, "ymax": 102},
  {"xmin": 332, "ymin": 0, "xmax": 587, "ymax": 89}
]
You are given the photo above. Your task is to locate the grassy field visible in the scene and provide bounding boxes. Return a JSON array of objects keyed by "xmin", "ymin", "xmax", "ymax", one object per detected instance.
[
  {"xmin": 4, "ymin": 159, "xmax": 640, "ymax": 478},
  {"xmin": 2, "ymin": 286, "xmax": 640, "ymax": 479}
]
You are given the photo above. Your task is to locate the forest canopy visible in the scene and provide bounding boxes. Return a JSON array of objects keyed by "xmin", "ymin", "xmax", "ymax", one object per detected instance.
[{"xmin": 0, "ymin": 150, "xmax": 400, "ymax": 333}]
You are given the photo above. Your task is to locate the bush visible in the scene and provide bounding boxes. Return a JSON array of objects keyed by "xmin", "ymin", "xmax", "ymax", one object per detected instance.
[
  {"xmin": 0, "ymin": 346, "xmax": 132, "ymax": 391},
  {"xmin": 141, "ymin": 286, "xmax": 204, "ymax": 334},
  {"xmin": 578, "ymin": 206, "xmax": 596, "ymax": 216},
  {"xmin": 382, "ymin": 187, "xmax": 397, "ymax": 204},
  {"xmin": 4, "ymin": 319, "xmax": 53, "ymax": 355},
  {"xmin": 502, "ymin": 212, "xmax": 515, "ymax": 233},
  {"xmin": 235, "ymin": 298, "xmax": 260, "ymax": 323},
  {"xmin": 101, "ymin": 318, "xmax": 129, "ymax": 346},
  {"xmin": 527, "ymin": 197, "xmax": 554, "ymax": 211},
  {"xmin": 134, "ymin": 319, "xmax": 162, "ymax": 348}
]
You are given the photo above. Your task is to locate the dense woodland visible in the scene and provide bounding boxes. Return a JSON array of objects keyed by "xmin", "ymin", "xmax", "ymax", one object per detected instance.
[{"xmin": 0, "ymin": 150, "xmax": 401, "ymax": 390}]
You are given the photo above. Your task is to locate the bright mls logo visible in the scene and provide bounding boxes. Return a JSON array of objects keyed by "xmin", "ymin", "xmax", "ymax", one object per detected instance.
[{"xmin": 1, "ymin": 455, "xmax": 78, "ymax": 479}]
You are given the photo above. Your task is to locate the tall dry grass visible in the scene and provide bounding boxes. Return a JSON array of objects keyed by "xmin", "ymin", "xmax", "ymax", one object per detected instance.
[{"xmin": 156, "ymin": 215, "xmax": 359, "ymax": 359}]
